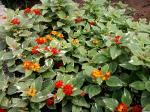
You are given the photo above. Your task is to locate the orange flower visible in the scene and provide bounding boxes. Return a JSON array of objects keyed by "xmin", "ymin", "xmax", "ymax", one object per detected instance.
[
  {"xmin": 57, "ymin": 33, "xmax": 64, "ymax": 38},
  {"xmin": 31, "ymin": 63, "xmax": 40, "ymax": 71},
  {"xmin": 26, "ymin": 86, "xmax": 37, "ymax": 97},
  {"xmin": 45, "ymin": 35, "xmax": 53, "ymax": 41},
  {"xmin": 35, "ymin": 38, "xmax": 47, "ymax": 44},
  {"xmin": 115, "ymin": 103, "xmax": 128, "ymax": 112},
  {"xmin": 51, "ymin": 31, "xmax": 59, "ymax": 35},
  {"xmin": 91, "ymin": 69, "xmax": 103, "ymax": 79},
  {"xmin": 23, "ymin": 61, "xmax": 32, "ymax": 70},
  {"xmin": 102, "ymin": 72, "xmax": 111, "ymax": 81}
]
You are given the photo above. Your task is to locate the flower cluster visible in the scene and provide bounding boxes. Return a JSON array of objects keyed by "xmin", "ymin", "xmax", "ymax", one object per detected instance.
[
  {"xmin": 24, "ymin": 8, "xmax": 41, "ymax": 15},
  {"xmin": 91, "ymin": 69, "xmax": 111, "ymax": 81},
  {"xmin": 11, "ymin": 18, "xmax": 20, "ymax": 25},
  {"xmin": 0, "ymin": 108, "xmax": 7, "ymax": 112},
  {"xmin": 46, "ymin": 94, "xmax": 57, "ymax": 106},
  {"xmin": 11, "ymin": 8, "xmax": 41, "ymax": 25},
  {"xmin": 35, "ymin": 37, "xmax": 47, "ymax": 44},
  {"xmin": 51, "ymin": 31, "xmax": 64, "ymax": 38},
  {"xmin": 55, "ymin": 80, "xmax": 74, "ymax": 96},
  {"xmin": 115, "ymin": 103, "xmax": 142, "ymax": 112},
  {"xmin": 113, "ymin": 35, "xmax": 122, "ymax": 44},
  {"xmin": 115, "ymin": 103, "xmax": 128, "ymax": 112},
  {"xmin": 23, "ymin": 61, "xmax": 40, "ymax": 71},
  {"xmin": 132, "ymin": 104, "xmax": 142, "ymax": 112},
  {"xmin": 26, "ymin": 86, "xmax": 37, "ymax": 97}
]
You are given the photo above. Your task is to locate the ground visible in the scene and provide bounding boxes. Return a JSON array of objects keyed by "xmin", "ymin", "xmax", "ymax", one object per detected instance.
[
  {"xmin": 112, "ymin": 0, "xmax": 150, "ymax": 21},
  {"xmin": 0, "ymin": 0, "xmax": 150, "ymax": 24}
]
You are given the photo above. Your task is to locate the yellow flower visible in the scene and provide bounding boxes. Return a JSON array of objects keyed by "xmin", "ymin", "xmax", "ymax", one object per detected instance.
[
  {"xmin": 45, "ymin": 35, "xmax": 53, "ymax": 41},
  {"xmin": 92, "ymin": 38, "xmax": 99, "ymax": 45},
  {"xmin": 31, "ymin": 63, "xmax": 40, "ymax": 71},
  {"xmin": 71, "ymin": 38, "xmax": 79, "ymax": 45},
  {"xmin": 91, "ymin": 69, "xmax": 103, "ymax": 79},
  {"xmin": 57, "ymin": 33, "xmax": 64, "ymax": 38},
  {"xmin": 51, "ymin": 31, "xmax": 59, "ymax": 35},
  {"xmin": 26, "ymin": 86, "xmax": 37, "ymax": 97}
]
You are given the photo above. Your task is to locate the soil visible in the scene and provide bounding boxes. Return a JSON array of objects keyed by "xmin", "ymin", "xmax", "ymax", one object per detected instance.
[{"xmin": 112, "ymin": 0, "xmax": 150, "ymax": 21}]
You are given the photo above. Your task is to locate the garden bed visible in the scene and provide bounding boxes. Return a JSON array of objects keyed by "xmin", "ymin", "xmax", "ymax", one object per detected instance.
[{"xmin": 0, "ymin": 0, "xmax": 150, "ymax": 112}]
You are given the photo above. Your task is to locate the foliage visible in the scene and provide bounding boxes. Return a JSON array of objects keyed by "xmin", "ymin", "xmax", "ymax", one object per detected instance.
[{"xmin": 0, "ymin": 0, "xmax": 150, "ymax": 111}]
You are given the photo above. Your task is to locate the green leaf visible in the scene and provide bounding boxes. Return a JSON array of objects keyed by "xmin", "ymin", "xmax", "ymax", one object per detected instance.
[
  {"xmin": 119, "ymin": 62, "xmax": 139, "ymax": 70},
  {"xmin": 129, "ymin": 56, "xmax": 144, "ymax": 66},
  {"xmin": 91, "ymin": 104, "xmax": 103, "ymax": 112},
  {"xmin": 1, "ymin": 52, "xmax": 14, "ymax": 60},
  {"xmin": 141, "ymin": 91, "xmax": 150, "ymax": 107},
  {"xmin": 84, "ymin": 85, "xmax": 101, "ymax": 98},
  {"xmin": 0, "ymin": 91, "xmax": 5, "ymax": 103},
  {"xmin": 11, "ymin": 98, "xmax": 27, "ymax": 107},
  {"xmin": 72, "ymin": 105, "xmax": 82, "ymax": 112},
  {"xmin": 56, "ymin": 89, "xmax": 65, "ymax": 103},
  {"xmin": 101, "ymin": 64, "xmax": 109, "ymax": 73},
  {"xmin": 6, "ymin": 36, "xmax": 20, "ymax": 49},
  {"xmin": 82, "ymin": 65, "xmax": 94, "ymax": 76},
  {"xmin": 0, "ymin": 71, "xmax": 8, "ymax": 90},
  {"xmin": 72, "ymin": 96, "xmax": 90, "ymax": 108},
  {"xmin": 92, "ymin": 53, "xmax": 109, "ymax": 64},
  {"xmin": 110, "ymin": 46, "xmax": 121, "ymax": 60},
  {"xmin": 121, "ymin": 89, "xmax": 132, "ymax": 106},
  {"xmin": 143, "ymin": 104, "xmax": 150, "ymax": 112},
  {"xmin": 35, "ymin": 77, "xmax": 43, "ymax": 91},
  {"xmin": 130, "ymin": 81, "xmax": 145, "ymax": 90},
  {"xmin": 103, "ymin": 98, "xmax": 119, "ymax": 111},
  {"xmin": 145, "ymin": 81, "xmax": 150, "ymax": 92},
  {"xmin": 106, "ymin": 76, "xmax": 123, "ymax": 87},
  {"xmin": 31, "ymin": 92, "xmax": 48, "ymax": 103}
]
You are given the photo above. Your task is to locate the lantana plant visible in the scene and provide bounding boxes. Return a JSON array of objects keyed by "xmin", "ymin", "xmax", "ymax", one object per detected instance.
[{"xmin": 0, "ymin": 0, "xmax": 150, "ymax": 112}]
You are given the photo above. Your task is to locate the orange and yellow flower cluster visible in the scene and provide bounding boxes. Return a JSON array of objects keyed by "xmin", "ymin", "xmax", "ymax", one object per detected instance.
[
  {"xmin": 51, "ymin": 31, "xmax": 64, "ymax": 38},
  {"xmin": 23, "ymin": 61, "xmax": 40, "ymax": 72},
  {"xmin": 91, "ymin": 69, "xmax": 111, "ymax": 81}
]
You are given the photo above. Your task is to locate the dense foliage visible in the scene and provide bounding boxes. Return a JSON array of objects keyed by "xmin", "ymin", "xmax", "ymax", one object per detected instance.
[{"xmin": 0, "ymin": 0, "xmax": 150, "ymax": 112}]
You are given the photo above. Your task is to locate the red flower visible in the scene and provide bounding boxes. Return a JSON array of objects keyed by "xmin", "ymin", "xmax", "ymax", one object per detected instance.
[
  {"xmin": 89, "ymin": 21, "xmax": 95, "ymax": 26},
  {"xmin": 24, "ymin": 8, "xmax": 31, "ymax": 14},
  {"xmin": 11, "ymin": 18, "xmax": 20, "ymax": 25},
  {"xmin": 74, "ymin": 17, "xmax": 83, "ymax": 23},
  {"xmin": 0, "ymin": 108, "xmax": 7, "ymax": 112},
  {"xmin": 46, "ymin": 97, "xmax": 54, "ymax": 106},
  {"xmin": 35, "ymin": 38, "xmax": 47, "ymax": 44},
  {"xmin": 55, "ymin": 80, "xmax": 63, "ymax": 89},
  {"xmin": 115, "ymin": 103, "xmax": 128, "ymax": 112},
  {"xmin": 32, "ymin": 9, "xmax": 41, "ymax": 15},
  {"xmin": 44, "ymin": 46, "xmax": 50, "ymax": 51},
  {"xmin": 132, "ymin": 105, "xmax": 142, "ymax": 112},
  {"xmin": 63, "ymin": 84, "xmax": 73, "ymax": 96},
  {"xmin": 51, "ymin": 48, "xmax": 59, "ymax": 55},
  {"xmin": 32, "ymin": 46, "xmax": 39, "ymax": 54},
  {"xmin": 113, "ymin": 35, "xmax": 122, "ymax": 44}
]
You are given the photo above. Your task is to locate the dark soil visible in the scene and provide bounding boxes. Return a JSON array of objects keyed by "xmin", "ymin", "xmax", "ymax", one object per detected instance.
[{"xmin": 112, "ymin": 0, "xmax": 150, "ymax": 21}]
